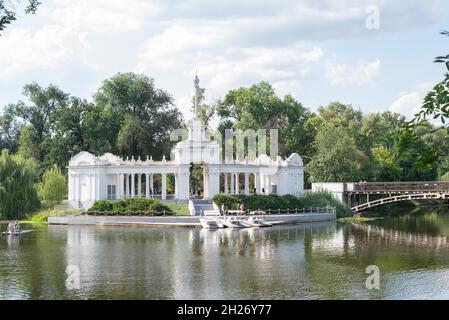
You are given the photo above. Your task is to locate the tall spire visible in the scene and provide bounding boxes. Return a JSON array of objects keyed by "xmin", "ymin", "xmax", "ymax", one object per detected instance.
[{"xmin": 194, "ymin": 70, "xmax": 200, "ymax": 118}]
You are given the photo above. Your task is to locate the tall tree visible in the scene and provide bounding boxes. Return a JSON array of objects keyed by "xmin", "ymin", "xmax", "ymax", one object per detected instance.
[
  {"xmin": 13, "ymin": 83, "xmax": 69, "ymax": 164},
  {"xmin": 306, "ymin": 124, "xmax": 369, "ymax": 182},
  {"xmin": 94, "ymin": 72, "xmax": 184, "ymax": 159},
  {"xmin": 0, "ymin": 149, "xmax": 39, "ymax": 219},
  {"xmin": 216, "ymin": 81, "xmax": 311, "ymax": 158},
  {"xmin": 0, "ymin": 0, "xmax": 40, "ymax": 34},
  {"xmin": 0, "ymin": 104, "xmax": 21, "ymax": 152}
]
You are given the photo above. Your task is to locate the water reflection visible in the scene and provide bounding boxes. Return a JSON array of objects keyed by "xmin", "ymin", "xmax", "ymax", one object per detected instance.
[{"xmin": 2, "ymin": 211, "xmax": 449, "ymax": 299}]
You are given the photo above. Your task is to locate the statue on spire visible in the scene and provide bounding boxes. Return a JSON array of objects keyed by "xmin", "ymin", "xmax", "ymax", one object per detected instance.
[{"xmin": 194, "ymin": 71, "xmax": 200, "ymax": 118}]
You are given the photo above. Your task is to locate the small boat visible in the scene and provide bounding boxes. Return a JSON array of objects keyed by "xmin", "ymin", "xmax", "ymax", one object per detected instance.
[
  {"xmin": 2, "ymin": 230, "xmax": 34, "ymax": 236},
  {"xmin": 221, "ymin": 217, "xmax": 248, "ymax": 229},
  {"xmin": 200, "ymin": 218, "xmax": 223, "ymax": 229},
  {"xmin": 241, "ymin": 217, "xmax": 272, "ymax": 228}
]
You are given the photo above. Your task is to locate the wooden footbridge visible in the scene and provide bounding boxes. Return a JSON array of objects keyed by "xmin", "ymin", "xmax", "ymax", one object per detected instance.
[{"xmin": 312, "ymin": 181, "xmax": 449, "ymax": 213}]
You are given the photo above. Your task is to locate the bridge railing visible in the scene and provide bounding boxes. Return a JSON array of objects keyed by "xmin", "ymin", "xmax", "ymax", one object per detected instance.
[{"xmin": 349, "ymin": 181, "xmax": 449, "ymax": 193}]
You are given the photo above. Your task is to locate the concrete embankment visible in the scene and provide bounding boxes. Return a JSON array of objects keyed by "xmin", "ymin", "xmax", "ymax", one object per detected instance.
[{"xmin": 48, "ymin": 212, "xmax": 336, "ymax": 227}]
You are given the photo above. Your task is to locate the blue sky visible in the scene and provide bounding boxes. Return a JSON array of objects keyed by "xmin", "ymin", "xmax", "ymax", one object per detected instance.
[{"xmin": 1, "ymin": 0, "xmax": 449, "ymax": 123}]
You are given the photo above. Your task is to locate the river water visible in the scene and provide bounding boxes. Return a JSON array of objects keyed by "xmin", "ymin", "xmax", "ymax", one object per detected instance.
[{"xmin": 2, "ymin": 209, "xmax": 449, "ymax": 299}]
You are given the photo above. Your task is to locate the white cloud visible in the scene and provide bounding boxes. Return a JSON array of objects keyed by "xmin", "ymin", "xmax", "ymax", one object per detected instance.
[
  {"xmin": 0, "ymin": 25, "xmax": 87, "ymax": 81},
  {"xmin": 325, "ymin": 59, "xmax": 381, "ymax": 87},
  {"xmin": 136, "ymin": 21, "xmax": 324, "ymax": 95},
  {"xmin": 389, "ymin": 82, "xmax": 433, "ymax": 119},
  {"xmin": 47, "ymin": 0, "xmax": 161, "ymax": 33}
]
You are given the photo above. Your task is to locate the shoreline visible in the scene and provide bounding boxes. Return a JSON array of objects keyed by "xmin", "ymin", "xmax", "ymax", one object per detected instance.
[{"xmin": 47, "ymin": 212, "xmax": 336, "ymax": 227}]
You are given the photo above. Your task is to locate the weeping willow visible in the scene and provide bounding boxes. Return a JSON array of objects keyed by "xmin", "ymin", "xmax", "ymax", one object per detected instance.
[{"xmin": 0, "ymin": 149, "xmax": 40, "ymax": 219}]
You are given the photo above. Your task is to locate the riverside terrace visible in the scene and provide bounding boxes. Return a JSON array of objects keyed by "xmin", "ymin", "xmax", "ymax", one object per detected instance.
[{"xmin": 48, "ymin": 207, "xmax": 337, "ymax": 227}]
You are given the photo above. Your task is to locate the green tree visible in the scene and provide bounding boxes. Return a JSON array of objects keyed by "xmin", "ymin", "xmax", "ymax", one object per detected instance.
[
  {"xmin": 12, "ymin": 83, "xmax": 69, "ymax": 167},
  {"xmin": 0, "ymin": 149, "xmax": 39, "ymax": 219},
  {"xmin": 37, "ymin": 165, "xmax": 67, "ymax": 206},
  {"xmin": 306, "ymin": 124, "xmax": 368, "ymax": 182},
  {"xmin": 411, "ymin": 31, "xmax": 449, "ymax": 126},
  {"xmin": 0, "ymin": 0, "xmax": 40, "ymax": 34},
  {"xmin": 216, "ymin": 81, "xmax": 311, "ymax": 158},
  {"xmin": 93, "ymin": 72, "xmax": 184, "ymax": 159},
  {"xmin": 317, "ymin": 102, "xmax": 364, "ymax": 150},
  {"xmin": 0, "ymin": 104, "xmax": 21, "ymax": 152},
  {"xmin": 371, "ymin": 146, "xmax": 401, "ymax": 181}
]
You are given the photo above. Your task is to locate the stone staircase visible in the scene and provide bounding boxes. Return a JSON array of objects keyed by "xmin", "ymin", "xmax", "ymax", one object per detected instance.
[{"xmin": 189, "ymin": 199, "xmax": 215, "ymax": 215}]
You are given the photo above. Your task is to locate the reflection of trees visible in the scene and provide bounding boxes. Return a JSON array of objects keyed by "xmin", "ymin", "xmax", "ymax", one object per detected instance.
[
  {"xmin": 369, "ymin": 207, "xmax": 449, "ymax": 236},
  {"xmin": 304, "ymin": 211, "xmax": 449, "ymax": 299}
]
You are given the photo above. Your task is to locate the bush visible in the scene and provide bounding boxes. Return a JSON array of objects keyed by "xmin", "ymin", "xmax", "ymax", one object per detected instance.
[
  {"xmin": 89, "ymin": 200, "xmax": 113, "ymax": 212},
  {"xmin": 212, "ymin": 191, "xmax": 351, "ymax": 217},
  {"xmin": 88, "ymin": 198, "xmax": 174, "ymax": 215}
]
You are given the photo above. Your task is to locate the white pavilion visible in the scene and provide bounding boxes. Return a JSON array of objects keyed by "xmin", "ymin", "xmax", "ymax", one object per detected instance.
[{"xmin": 68, "ymin": 77, "xmax": 304, "ymax": 211}]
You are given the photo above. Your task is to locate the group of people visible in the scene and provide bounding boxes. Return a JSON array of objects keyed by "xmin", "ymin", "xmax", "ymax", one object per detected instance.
[
  {"xmin": 237, "ymin": 203, "xmax": 246, "ymax": 215},
  {"xmin": 218, "ymin": 203, "xmax": 246, "ymax": 215},
  {"xmin": 6, "ymin": 220, "xmax": 20, "ymax": 234},
  {"xmin": 358, "ymin": 179, "xmax": 368, "ymax": 192}
]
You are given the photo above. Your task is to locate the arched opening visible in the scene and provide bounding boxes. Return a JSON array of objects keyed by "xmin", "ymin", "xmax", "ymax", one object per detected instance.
[{"xmin": 190, "ymin": 162, "xmax": 204, "ymax": 199}]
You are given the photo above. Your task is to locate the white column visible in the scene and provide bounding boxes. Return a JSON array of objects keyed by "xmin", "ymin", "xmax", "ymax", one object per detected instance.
[
  {"xmin": 267, "ymin": 175, "xmax": 271, "ymax": 194},
  {"xmin": 177, "ymin": 166, "xmax": 190, "ymax": 200},
  {"xmin": 162, "ymin": 173, "xmax": 167, "ymax": 200},
  {"xmin": 77, "ymin": 174, "xmax": 81, "ymax": 206},
  {"xmin": 127, "ymin": 174, "xmax": 131, "ymax": 198},
  {"xmin": 207, "ymin": 167, "xmax": 220, "ymax": 199},
  {"xmin": 68, "ymin": 174, "xmax": 75, "ymax": 202},
  {"xmin": 255, "ymin": 173, "xmax": 260, "ymax": 194},
  {"xmin": 230, "ymin": 173, "xmax": 235, "ymax": 194},
  {"xmin": 175, "ymin": 173, "xmax": 178, "ymax": 199},
  {"xmin": 119, "ymin": 173, "xmax": 125, "ymax": 199},
  {"xmin": 131, "ymin": 173, "xmax": 135, "ymax": 198},
  {"xmin": 203, "ymin": 170, "xmax": 209, "ymax": 199},
  {"xmin": 244, "ymin": 173, "xmax": 249, "ymax": 195},
  {"xmin": 138, "ymin": 174, "xmax": 142, "ymax": 198},
  {"xmin": 150, "ymin": 174, "xmax": 154, "ymax": 198},
  {"xmin": 116, "ymin": 174, "xmax": 120, "ymax": 200},
  {"xmin": 235, "ymin": 173, "xmax": 240, "ymax": 194},
  {"xmin": 224, "ymin": 173, "xmax": 228, "ymax": 193},
  {"xmin": 145, "ymin": 173, "xmax": 150, "ymax": 198}
]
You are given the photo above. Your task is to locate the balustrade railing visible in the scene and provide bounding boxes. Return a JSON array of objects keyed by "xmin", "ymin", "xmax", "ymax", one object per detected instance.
[{"xmin": 350, "ymin": 181, "xmax": 449, "ymax": 193}]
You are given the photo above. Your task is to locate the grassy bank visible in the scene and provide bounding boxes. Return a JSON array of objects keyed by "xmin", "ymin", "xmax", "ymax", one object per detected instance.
[
  {"xmin": 22, "ymin": 208, "xmax": 84, "ymax": 223},
  {"xmin": 164, "ymin": 202, "xmax": 190, "ymax": 215}
]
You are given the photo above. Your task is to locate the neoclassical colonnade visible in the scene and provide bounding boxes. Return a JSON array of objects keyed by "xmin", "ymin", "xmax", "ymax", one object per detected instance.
[
  {"xmin": 109, "ymin": 171, "xmax": 275, "ymax": 201},
  {"xmin": 221, "ymin": 172, "xmax": 272, "ymax": 195},
  {"xmin": 116, "ymin": 173, "xmax": 167, "ymax": 200}
]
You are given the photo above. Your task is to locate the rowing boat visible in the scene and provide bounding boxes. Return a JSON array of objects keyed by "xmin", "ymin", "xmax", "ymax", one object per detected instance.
[
  {"xmin": 1, "ymin": 230, "xmax": 34, "ymax": 236},
  {"xmin": 241, "ymin": 217, "xmax": 272, "ymax": 228},
  {"xmin": 221, "ymin": 217, "xmax": 248, "ymax": 229}
]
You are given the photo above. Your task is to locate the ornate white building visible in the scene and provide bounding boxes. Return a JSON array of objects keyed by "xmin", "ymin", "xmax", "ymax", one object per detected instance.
[{"xmin": 68, "ymin": 77, "xmax": 304, "ymax": 211}]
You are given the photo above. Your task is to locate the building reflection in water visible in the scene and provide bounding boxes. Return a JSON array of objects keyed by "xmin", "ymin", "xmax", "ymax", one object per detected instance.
[{"xmin": 61, "ymin": 222, "xmax": 336, "ymax": 299}]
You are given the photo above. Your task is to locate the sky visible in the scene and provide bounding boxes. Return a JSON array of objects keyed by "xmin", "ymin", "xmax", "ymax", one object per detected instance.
[{"xmin": 1, "ymin": 0, "xmax": 449, "ymax": 124}]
